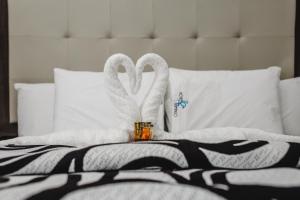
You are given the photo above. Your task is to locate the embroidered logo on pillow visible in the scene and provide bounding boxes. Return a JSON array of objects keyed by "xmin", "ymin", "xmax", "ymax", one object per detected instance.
[{"xmin": 174, "ymin": 92, "xmax": 188, "ymax": 117}]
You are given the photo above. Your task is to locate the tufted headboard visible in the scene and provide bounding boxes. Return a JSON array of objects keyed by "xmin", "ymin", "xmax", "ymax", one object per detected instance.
[{"xmin": 0, "ymin": 0, "xmax": 299, "ymax": 132}]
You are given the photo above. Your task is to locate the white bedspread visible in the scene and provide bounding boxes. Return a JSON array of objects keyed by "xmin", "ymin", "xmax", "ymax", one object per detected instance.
[{"xmin": 1, "ymin": 127, "xmax": 300, "ymax": 146}]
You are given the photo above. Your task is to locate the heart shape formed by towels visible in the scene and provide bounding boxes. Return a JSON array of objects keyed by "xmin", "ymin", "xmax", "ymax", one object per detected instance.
[{"xmin": 104, "ymin": 53, "xmax": 169, "ymax": 134}]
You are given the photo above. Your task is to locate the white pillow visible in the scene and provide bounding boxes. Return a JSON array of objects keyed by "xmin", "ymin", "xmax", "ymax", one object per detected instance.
[
  {"xmin": 54, "ymin": 68, "xmax": 164, "ymax": 131},
  {"xmin": 165, "ymin": 67, "xmax": 283, "ymax": 134},
  {"xmin": 279, "ymin": 78, "xmax": 300, "ymax": 136},
  {"xmin": 15, "ymin": 83, "xmax": 55, "ymax": 136}
]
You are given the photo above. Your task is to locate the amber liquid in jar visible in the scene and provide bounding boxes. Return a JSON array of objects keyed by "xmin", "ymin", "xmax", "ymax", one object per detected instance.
[{"xmin": 134, "ymin": 122, "xmax": 153, "ymax": 141}]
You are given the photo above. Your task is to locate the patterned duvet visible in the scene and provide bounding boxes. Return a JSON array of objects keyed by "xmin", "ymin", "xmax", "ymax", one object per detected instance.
[{"xmin": 1, "ymin": 139, "xmax": 300, "ymax": 200}]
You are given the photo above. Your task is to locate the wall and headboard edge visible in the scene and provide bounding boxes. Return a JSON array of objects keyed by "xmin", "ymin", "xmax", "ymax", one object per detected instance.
[
  {"xmin": 296, "ymin": 0, "xmax": 300, "ymax": 77},
  {"xmin": 0, "ymin": 0, "xmax": 10, "ymax": 133},
  {"xmin": 0, "ymin": 0, "xmax": 299, "ymax": 135}
]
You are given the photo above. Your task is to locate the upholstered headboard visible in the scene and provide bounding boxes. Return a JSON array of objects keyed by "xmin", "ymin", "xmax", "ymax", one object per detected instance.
[{"xmin": 0, "ymin": 0, "xmax": 298, "ymax": 128}]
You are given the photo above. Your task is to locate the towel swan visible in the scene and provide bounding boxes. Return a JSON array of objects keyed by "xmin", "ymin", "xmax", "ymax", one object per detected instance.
[
  {"xmin": 133, "ymin": 54, "xmax": 169, "ymax": 132},
  {"xmin": 103, "ymin": 54, "xmax": 141, "ymax": 133}
]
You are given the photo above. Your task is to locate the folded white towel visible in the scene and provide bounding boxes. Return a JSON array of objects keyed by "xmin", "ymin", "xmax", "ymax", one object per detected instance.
[
  {"xmin": 134, "ymin": 53, "xmax": 169, "ymax": 132},
  {"xmin": 104, "ymin": 54, "xmax": 141, "ymax": 134}
]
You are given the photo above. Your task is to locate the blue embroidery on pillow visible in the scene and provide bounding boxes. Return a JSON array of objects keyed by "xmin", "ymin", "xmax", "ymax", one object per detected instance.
[{"xmin": 174, "ymin": 92, "xmax": 188, "ymax": 117}]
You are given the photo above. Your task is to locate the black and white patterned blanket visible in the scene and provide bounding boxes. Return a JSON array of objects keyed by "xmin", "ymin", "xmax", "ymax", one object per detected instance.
[{"xmin": 1, "ymin": 139, "xmax": 300, "ymax": 200}]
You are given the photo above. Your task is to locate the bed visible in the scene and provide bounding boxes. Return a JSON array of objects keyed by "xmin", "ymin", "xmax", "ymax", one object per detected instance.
[{"xmin": 0, "ymin": 0, "xmax": 300, "ymax": 199}]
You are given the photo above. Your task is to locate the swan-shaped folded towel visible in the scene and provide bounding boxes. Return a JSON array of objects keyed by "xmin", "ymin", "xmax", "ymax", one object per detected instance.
[
  {"xmin": 134, "ymin": 53, "xmax": 169, "ymax": 129},
  {"xmin": 104, "ymin": 54, "xmax": 141, "ymax": 133}
]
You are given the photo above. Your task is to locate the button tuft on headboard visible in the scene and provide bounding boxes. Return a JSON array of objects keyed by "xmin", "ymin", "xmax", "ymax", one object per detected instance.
[
  {"xmin": 191, "ymin": 32, "xmax": 198, "ymax": 39},
  {"xmin": 106, "ymin": 32, "xmax": 113, "ymax": 39},
  {"xmin": 235, "ymin": 32, "xmax": 241, "ymax": 38},
  {"xmin": 63, "ymin": 32, "xmax": 71, "ymax": 39},
  {"xmin": 149, "ymin": 33, "xmax": 156, "ymax": 39}
]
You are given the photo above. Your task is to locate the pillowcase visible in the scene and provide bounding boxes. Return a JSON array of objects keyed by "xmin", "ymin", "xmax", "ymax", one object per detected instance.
[
  {"xmin": 165, "ymin": 67, "xmax": 283, "ymax": 134},
  {"xmin": 279, "ymin": 78, "xmax": 300, "ymax": 136},
  {"xmin": 54, "ymin": 68, "xmax": 164, "ymax": 131},
  {"xmin": 15, "ymin": 83, "xmax": 55, "ymax": 136}
]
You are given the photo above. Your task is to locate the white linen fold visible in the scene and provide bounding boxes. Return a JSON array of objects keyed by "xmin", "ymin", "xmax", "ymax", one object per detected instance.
[
  {"xmin": 1, "ymin": 127, "xmax": 300, "ymax": 147},
  {"xmin": 0, "ymin": 129, "xmax": 129, "ymax": 146},
  {"xmin": 154, "ymin": 127, "xmax": 300, "ymax": 143}
]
